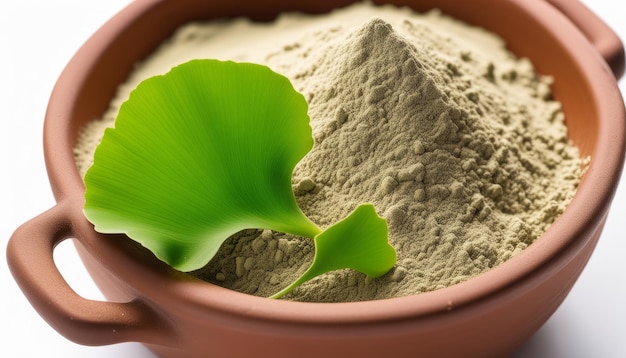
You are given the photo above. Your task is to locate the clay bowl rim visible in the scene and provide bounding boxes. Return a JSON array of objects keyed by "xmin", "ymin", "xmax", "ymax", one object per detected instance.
[{"xmin": 43, "ymin": 0, "xmax": 625, "ymax": 325}]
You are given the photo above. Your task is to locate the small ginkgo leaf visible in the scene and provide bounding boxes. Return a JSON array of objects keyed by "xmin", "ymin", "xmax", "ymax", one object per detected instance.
[
  {"xmin": 270, "ymin": 204, "xmax": 396, "ymax": 299},
  {"xmin": 84, "ymin": 59, "xmax": 321, "ymax": 272}
]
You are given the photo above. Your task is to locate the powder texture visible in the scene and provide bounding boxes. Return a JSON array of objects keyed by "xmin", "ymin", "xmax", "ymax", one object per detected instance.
[{"xmin": 74, "ymin": 3, "xmax": 585, "ymax": 302}]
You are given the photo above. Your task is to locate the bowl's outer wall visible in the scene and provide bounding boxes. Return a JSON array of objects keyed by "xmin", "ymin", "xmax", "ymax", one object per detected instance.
[
  {"xmin": 8, "ymin": 0, "xmax": 626, "ymax": 357},
  {"xmin": 76, "ymin": 218, "xmax": 605, "ymax": 358}
]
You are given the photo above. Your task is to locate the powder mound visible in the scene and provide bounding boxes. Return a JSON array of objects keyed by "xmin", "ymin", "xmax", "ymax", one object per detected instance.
[
  {"xmin": 74, "ymin": 3, "xmax": 584, "ymax": 302},
  {"xmin": 201, "ymin": 15, "xmax": 581, "ymax": 302},
  {"xmin": 293, "ymin": 17, "xmax": 460, "ymax": 222}
]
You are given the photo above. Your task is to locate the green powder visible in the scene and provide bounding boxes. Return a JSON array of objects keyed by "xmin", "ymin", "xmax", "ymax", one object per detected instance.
[{"xmin": 74, "ymin": 3, "xmax": 585, "ymax": 302}]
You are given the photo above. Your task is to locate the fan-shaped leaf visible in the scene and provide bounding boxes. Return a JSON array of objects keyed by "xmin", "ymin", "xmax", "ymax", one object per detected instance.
[
  {"xmin": 84, "ymin": 60, "xmax": 321, "ymax": 271},
  {"xmin": 270, "ymin": 204, "xmax": 396, "ymax": 299}
]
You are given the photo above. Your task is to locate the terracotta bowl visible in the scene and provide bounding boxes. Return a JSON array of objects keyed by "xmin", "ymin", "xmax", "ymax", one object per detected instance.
[{"xmin": 7, "ymin": 0, "xmax": 626, "ymax": 357}]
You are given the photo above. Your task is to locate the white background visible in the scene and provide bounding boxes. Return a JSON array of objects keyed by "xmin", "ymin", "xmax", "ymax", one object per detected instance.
[{"xmin": 1, "ymin": 1, "xmax": 624, "ymax": 357}]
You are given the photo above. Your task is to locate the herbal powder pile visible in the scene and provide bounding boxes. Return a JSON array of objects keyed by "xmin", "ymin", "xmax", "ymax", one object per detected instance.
[{"xmin": 74, "ymin": 3, "xmax": 585, "ymax": 302}]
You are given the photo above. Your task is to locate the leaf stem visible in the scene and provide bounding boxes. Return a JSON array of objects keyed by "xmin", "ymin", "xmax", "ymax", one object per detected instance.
[{"xmin": 269, "ymin": 265, "xmax": 322, "ymax": 299}]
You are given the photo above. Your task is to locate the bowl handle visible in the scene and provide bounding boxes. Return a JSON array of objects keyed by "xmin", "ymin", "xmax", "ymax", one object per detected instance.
[
  {"xmin": 6, "ymin": 200, "xmax": 173, "ymax": 346},
  {"xmin": 545, "ymin": 0, "xmax": 625, "ymax": 79}
]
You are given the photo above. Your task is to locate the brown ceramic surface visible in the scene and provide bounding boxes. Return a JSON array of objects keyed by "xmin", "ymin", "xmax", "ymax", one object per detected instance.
[{"xmin": 7, "ymin": 0, "xmax": 626, "ymax": 357}]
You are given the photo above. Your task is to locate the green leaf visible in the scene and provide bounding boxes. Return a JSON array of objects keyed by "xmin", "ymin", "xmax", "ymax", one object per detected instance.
[
  {"xmin": 84, "ymin": 59, "xmax": 321, "ymax": 272},
  {"xmin": 270, "ymin": 204, "xmax": 396, "ymax": 299}
]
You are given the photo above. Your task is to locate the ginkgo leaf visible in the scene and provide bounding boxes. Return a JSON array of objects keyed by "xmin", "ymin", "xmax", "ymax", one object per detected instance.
[
  {"xmin": 84, "ymin": 59, "xmax": 321, "ymax": 272},
  {"xmin": 84, "ymin": 59, "xmax": 397, "ymax": 298},
  {"xmin": 270, "ymin": 204, "xmax": 396, "ymax": 299}
]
